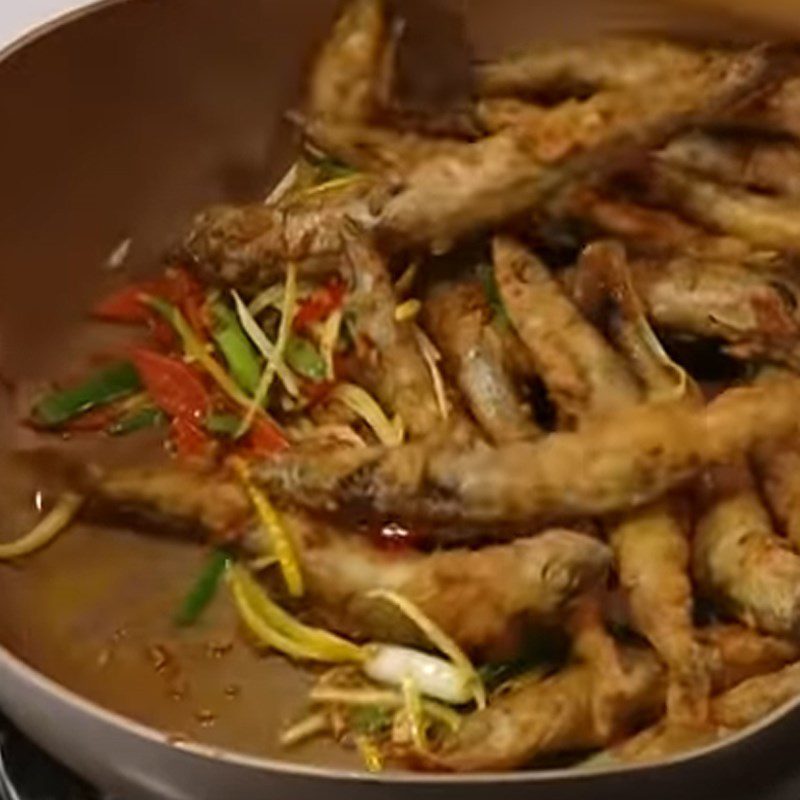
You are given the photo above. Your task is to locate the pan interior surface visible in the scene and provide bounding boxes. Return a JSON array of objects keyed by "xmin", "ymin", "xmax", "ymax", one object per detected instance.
[{"xmin": 0, "ymin": 0, "xmax": 786, "ymax": 778}]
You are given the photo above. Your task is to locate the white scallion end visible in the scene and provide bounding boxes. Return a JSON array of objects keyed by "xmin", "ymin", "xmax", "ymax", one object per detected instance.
[{"xmin": 363, "ymin": 645, "xmax": 472, "ymax": 705}]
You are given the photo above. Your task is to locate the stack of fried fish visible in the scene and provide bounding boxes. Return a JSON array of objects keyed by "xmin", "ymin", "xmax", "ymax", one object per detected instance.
[{"xmin": 83, "ymin": 0, "xmax": 800, "ymax": 771}]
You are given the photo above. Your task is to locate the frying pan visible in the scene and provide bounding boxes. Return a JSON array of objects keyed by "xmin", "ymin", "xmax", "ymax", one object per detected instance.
[{"xmin": 1, "ymin": 0, "xmax": 799, "ymax": 798}]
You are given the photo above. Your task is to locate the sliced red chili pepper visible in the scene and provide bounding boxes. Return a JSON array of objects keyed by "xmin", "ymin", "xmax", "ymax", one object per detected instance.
[
  {"xmin": 93, "ymin": 279, "xmax": 170, "ymax": 323},
  {"xmin": 94, "ymin": 267, "xmax": 208, "ymax": 340},
  {"xmin": 242, "ymin": 417, "xmax": 289, "ymax": 456},
  {"xmin": 166, "ymin": 267, "xmax": 208, "ymax": 337},
  {"xmin": 293, "ymin": 278, "xmax": 345, "ymax": 332},
  {"xmin": 170, "ymin": 416, "xmax": 213, "ymax": 461},
  {"xmin": 300, "ymin": 378, "xmax": 335, "ymax": 406},
  {"xmin": 131, "ymin": 348, "xmax": 210, "ymax": 421},
  {"xmin": 146, "ymin": 313, "xmax": 177, "ymax": 349}
]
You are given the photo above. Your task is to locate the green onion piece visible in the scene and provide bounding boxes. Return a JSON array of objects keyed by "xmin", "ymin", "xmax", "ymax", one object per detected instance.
[
  {"xmin": 476, "ymin": 263, "xmax": 509, "ymax": 328},
  {"xmin": 211, "ymin": 302, "xmax": 262, "ymax": 394},
  {"xmin": 32, "ymin": 361, "xmax": 142, "ymax": 428},
  {"xmin": 174, "ymin": 550, "xmax": 231, "ymax": 627},
  {"xmin": 145, "ymin": 296, "xmax": 258, "ymax": 413},
  {"xmin": 204, "ymin": 412, "xmax": 242, "ymax": 437},
  {"xmin": 285, "ymin": 335, "xmax": 327, "ymax": 381},
  {"xmin": 307, "ymin": 153, "xmax": 358, "ymax": 183},
  {"xmin": 348, "ymin": 705, "xmax": 393, "ymax": 736},
  {"xmin": 107, "ymin": 406, "xmax": 166, "ymax": 437}
]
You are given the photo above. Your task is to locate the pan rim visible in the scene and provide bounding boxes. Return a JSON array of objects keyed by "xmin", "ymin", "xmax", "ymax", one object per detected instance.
[{"xmin": 1, "ymin": 0, "xmax": 799, "ymax": 785}]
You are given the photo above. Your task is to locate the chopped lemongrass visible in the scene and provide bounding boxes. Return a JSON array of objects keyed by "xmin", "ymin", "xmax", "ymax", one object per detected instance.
[
  {"xmin": 248, "ymin": 284, "xmax": 286, "ymax": 316},
  {"xmin": 0, "ymin": 493, "xmax": 83, "ymax": 560},
  {"xmin": 319, "ymin": 307, "xmax": 343, "ymax": 380},
  {"xmin": 367, "ymin": 590, "xmax": 485, "ymax": 708},
  {"xmin": 228, "ymin": 571, "xmax": 336, "ymax": 661},
  {"xmin": 355, "ymin": 736, "xmax": 384, "ymax": 772},
  {"xmin": 230, "ymin": 459, "xmax": 304, "ymax": 597},
  {"xmin": 308, "ymin": 687, "xmax": 461, "ymax": 731},
  {"xmin": 280, "ymin": 712, "xmax": 331, "ymax": 747},
  {"xmin": 232, "ymin": 291, "xmax": 299, "ymax": 398},
  {"xmin": 291, "ymin": 424, "xmax": 367, "ymax": 449},
  {"xmin": 330, "ymin": 383, "xmax": 404, "ymax": 447},
  {"xmin": 264, "ymin": 162, "xmax": 300, "ymax": 206},
  {"xmin": 298, "ymin": 173, "xmax": 366, "ymax": 199},
  {"xmin": 363, "ymin": 645, "xmax": 472, "ymax": 705},
  {"xmin": 145, "ymin": 297, "xmax": 262, "ymax": 417},
  {"xmin": 394, "ymin": 261, "xmax": 419, "ymax": 298},
  {"xmin": 402, "ymin": 676, "xmax": 428, "ymax": 751},
  {"xmin": 394, "ymin": 299, "xmax": 421, "ymax": 322},
  {"xmin": 241, "ymin": 262, "xmax": 298, "ymax": 433},
  {"xmin": 229, "ymin": 566, "xmax": 363, "ymax": 661},
  {"xmin": 248, "ymin": 282, "xmax": 313, "ymax": 317},
  {"xmin": 248, "ymin": 555, "xmax": 279, "ymax": 572},
  {"xmin": 413, "ymin": 326, "xmax": 449, "ymax": 420}
]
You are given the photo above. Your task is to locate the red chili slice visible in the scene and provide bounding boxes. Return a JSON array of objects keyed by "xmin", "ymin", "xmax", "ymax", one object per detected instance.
[{"xmin": 131, "ymin": 348, "xmax": 210, "ymax": 421}]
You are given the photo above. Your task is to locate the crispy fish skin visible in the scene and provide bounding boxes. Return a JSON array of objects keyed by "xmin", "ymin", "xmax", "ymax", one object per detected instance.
[
  {"xmin": 187, "ymin": 47, "xmax": 775, "ymax": 279},
  {"xmin": 182, "ymin": 179, "xmax": 376, "ymax": 291},
  {"xmin": 84, "ymin": 466, "xmax": 251, "ymax": 540},
  {"xmin": 573, "ymin": 241, "xmax": 696, "ymax": 403},
  {"xmin": 618, "ymin": 657, "xmax": 800, "ymax": 763},
  {"xmin": 653, "ymin": 164, "xmax": 800, "ymax": 251},
  {"xmin": 694, "ymin": 462, "xmax": 800, "ymax": 638},
  {"xmin": 300, "ymin": 117, "xmax": 470, "ymax": 177},
  {"xmin": 629, "ymin": 256, "xmax": 800, "ymax": 367},
  {"xmin": 711, "ymin": 659, "xmax": 800, "ymax": 729},
  {"xmin": 754, "ymin": 440, "xmax": 800, "ymax": 549},
  {"xmin": 428, "ymin": 625, "xmax": 798, "ymax": 772},
  {"xmin": 661, "ymin": 131, "xmax": 800, "ymax": 198},
  {"xmin": 562, "ymin": 188, "xmax": 755, "ymax": 260},
  {"xmin": 557, "ymin": 239, "xmax": 707, "ymax": 724},
  {"xmin": 373, "ymin": 46, "xmax": 778, "ymax": 253},
  {"xmin": 422, "ymin": 279, "xmax": 540, "ymax": 444},
  {"xmin": 752, "ymin": 75, "xmax": 800, "ymax": 137},
  {"xmin": 475, "ymin": 97, "xmax": 547, "ymax": 134},
  {"xmin": 430, "ymin": 647, "xmax": 665, "ymax": 772},
  {"xmin": 298, "ymin": 521, "xmax": 612, "ymax": 656},
  {"xmin": 342, "ymin": 229, "xmax": 440, "ymax": 438},
  {"xmin": 493, "ymin": 236, "xmax": 640, "ymax": 423},
  {"xmin": 611, "ymin": 502, "xmax": 709, "ymax": 724},
  {"xmin": 256, "ymin": 378, "xmax": 800, "ymax": 527},
  {"xmin": 476, "ymin": 37, "xmax": 718, "ymax": 97},
  {"xmin": 307, "ymin": 0, "xmax": 388, "ymax": 122},
  {"xmin": 83, "ymin": 464, "xmax": 611, "ymax": 655}
]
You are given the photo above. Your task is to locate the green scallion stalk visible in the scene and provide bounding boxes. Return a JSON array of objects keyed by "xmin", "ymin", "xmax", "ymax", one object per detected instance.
[
  {"xmin": 174, "ymin": 550, "xmax": 231, "ymax": 627},
  {"xmin": 285, "ymin": 335, "xmax": 327, "ymax": 381},
  {"xmin": 32, "ymin": 362, "xmax": 142, "ymax": 428},
  {"xmin": 211, "ymin": 302, "xmax": 262, "ymax": 394}
]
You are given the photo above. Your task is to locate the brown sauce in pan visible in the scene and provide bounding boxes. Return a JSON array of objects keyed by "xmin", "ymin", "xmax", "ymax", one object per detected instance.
[{"xmin": 0, "ymin": 316, "xmax": 359, "ymax": 767}]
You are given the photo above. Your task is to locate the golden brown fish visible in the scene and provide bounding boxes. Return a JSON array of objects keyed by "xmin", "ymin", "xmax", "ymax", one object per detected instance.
[
  {"xmin": 493, "ymin": 236, "xmax": 641, "ymax": 424},
  {"xmin": 617, "ymin": 657, "xmax": 800, "ymax": 763},
  {"xmin": 422, "ymin": 279, "xmax": 540, "ymax": 444},
  {"xmin": 661, "ymin": 130, "xmax": 800, "ymax": 198},
  {"xmin": 652, "ymin": 164, "xmax": 800, "ymax": 251},
  {"xmin": 299, "ymin": 116, "xmax": 470, "ymax": 178},
  {"xmin": 83, "ymin": 463, "xmax": 612, "ymax": 656},
  {"xmin": 426, "ymin": 624, "xmax": 797, "ymax": 771},
  {"xmin": 341, "ymin": 229, "xmax": 441, "ymax": 438},
  {"xmin": 550, "ymin": 239, "xmax": 708, "ymax": 724},
  {"xmin": 476, "ymin": 37, "xmax": 721, "ymax": 97},
  {"xmin": 256, "ymin": 377, "xmax": 800, "ymax": 527},
  {"xmin": 307, "ymin": 0, "xmax": 389, "ymax": 122},
  {"xmin": 694, "ymin": 461, "xmax": 800, "ymax": 638},
  {"xmin": 628, "ymin": 255, "xmax": 800, "ymax": 367}
]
